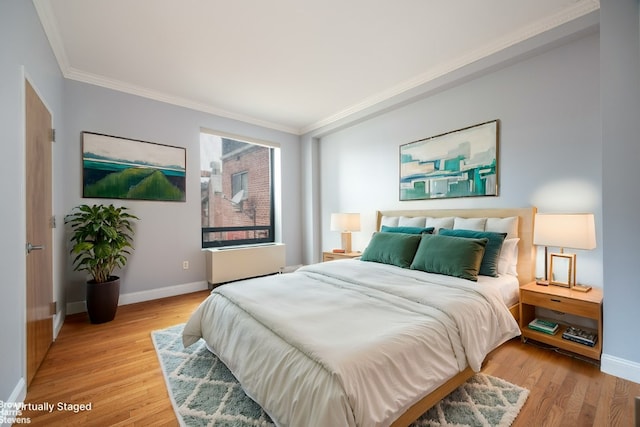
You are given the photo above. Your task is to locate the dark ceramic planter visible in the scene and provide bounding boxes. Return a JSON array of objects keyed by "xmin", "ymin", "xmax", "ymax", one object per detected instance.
[{"xmin": 86, "ymin": 276, "xmax": 120, "ymax": 324}]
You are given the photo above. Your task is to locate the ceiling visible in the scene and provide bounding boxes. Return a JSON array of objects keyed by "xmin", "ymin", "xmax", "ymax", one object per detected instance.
[{"xmin": 34, "ymin": 0, "xmax": 600, "ymax": 135}]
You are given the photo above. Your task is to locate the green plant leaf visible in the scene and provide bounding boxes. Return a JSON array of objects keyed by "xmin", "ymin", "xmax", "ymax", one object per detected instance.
[{"xmin": 66, "ymin": 203, "xmax": 139, "ymax": 283}]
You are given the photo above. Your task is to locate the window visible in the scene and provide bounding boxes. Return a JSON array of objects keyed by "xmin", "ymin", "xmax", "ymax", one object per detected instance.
[
  {"xmin": 231, "ymin": 171, "xmax": 248, "ymax": 203},
  {"xmin": 200, "ymin": 131, "xmax": 276, "ymax": 248}
]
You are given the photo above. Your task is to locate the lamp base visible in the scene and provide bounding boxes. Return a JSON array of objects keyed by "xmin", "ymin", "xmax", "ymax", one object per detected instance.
[
  {"xmin": 341, "ymin": 232, "xmax": 352, "ymax": 253},
  {"xmin": 572, "ymin": 284, "xmax": 592, "ymax": 292},
  {"xmin": 332, "ymin": 249, "xmax": 346, "ymax": 254}
]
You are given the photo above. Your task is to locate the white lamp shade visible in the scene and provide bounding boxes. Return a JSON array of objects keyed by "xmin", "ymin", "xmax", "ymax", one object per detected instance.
[
  {"xmin": 330, "ymin": 213, "xmax": 361, "ymax": 232},
  {"xmin": 533, "ymin": 213, "xmax": 596, "ymax": 250}
]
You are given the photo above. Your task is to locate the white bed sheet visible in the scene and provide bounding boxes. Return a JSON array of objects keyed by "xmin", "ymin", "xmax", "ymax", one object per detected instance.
[
  {"xmin": 476, "ymin": 274, "xmax": 520, "ymax": 307},
  {"xmin": 183, "ymin": 259, "xmax": 520, "ymax": 427}
]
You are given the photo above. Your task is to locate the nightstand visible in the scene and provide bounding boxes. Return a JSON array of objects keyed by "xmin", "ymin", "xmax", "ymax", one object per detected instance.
[
  {"xmin": 322, "ymin": 251, "xmax": 361, "ymax": 262},
  {"xmin": 519, "ymin": 281, "xmax": 603, "ymax": 360}
]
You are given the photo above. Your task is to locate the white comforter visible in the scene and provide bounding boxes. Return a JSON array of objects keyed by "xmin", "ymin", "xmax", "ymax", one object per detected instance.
[{"xmin": 183, "ymin": 259, "xmax": 520, "ymax": 427}]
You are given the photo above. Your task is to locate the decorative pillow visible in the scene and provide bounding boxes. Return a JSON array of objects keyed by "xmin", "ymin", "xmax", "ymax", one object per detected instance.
[
  {"xmin": 425, "ymin": 217, "xmax": 455, "ymax": 234},
  {"xmin": 381, "ymin": 225, "xmax": 434, "ymax": 235},
  {"xmin": 398, "ymin": 216, "xmax": 427, "ymax": 227},
  {"xmin": 360, "ymin": 232, "xmax": 422, "ymax": 268},
  {"xmin": 486, "ymin": 216, "xmax": 519, "ymax": 238},
  {"xmin": 453, "ymin": 217, "xmax": 487, "ymax": 231},
  {"xmin": 439, "ymin": 228, "xmax": 507, "ymax": 277},
  {"xmin": 380, "ymin": 216, "xmax": 399, "ymax": 228},
  {"xmin": 498, "ymin": 237, "xmax": 520, "ymax": 276},
  {"xmin": 410, "ymin": 234, "xmax": 488, "ymax": 281}
]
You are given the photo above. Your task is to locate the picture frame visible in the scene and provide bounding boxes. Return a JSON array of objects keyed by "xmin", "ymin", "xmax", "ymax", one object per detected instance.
[
  {"xmin": 549, "ymin": 252, "xmax": 576, "ymax": 288},
  {"xmin": 82, "ymin": 132, "xmax": 186, "ymax": 202},
  {"xmin": 399, "ymin": 120, "xmax": 499, "ymax": 201}
]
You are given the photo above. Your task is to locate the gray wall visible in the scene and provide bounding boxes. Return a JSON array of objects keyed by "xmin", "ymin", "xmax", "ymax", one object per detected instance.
[
  {"xmin": 317, "ymin": 33, "xmax": 602, "ymax": 286},
  {"xmin": 0, "ymin": 0, "xmax": 64, "ymax": 404},
  {"xmin": 601, "ymin": 0, "xmax": 640, "ymax": 380},
  {"xmin": 62, "ymin": 81, "xmax": 301, "ymax": 304}
]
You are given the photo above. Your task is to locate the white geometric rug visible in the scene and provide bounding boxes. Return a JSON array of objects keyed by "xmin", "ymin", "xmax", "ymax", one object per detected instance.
[{"xmin": 152, "ymin": 324, "xmax": 528, "ymax": 427}]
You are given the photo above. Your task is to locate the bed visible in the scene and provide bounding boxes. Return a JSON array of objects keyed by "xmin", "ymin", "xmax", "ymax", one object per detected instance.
[{"xmin": 183, "ymin": 207, "xmax": 536, "ymax": 427}]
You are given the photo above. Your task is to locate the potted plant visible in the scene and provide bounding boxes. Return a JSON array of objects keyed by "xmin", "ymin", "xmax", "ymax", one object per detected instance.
[{"xmin": 66, "ymin": 204, "xmax": 139, "ymax": 323}]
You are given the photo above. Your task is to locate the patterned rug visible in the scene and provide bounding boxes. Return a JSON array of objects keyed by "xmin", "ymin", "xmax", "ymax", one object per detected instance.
[{"xmin": 152, "ymin": 324, "xmax": 528, "ymax": 427}]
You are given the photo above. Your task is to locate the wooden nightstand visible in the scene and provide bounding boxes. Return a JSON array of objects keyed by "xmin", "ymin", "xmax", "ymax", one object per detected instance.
[
  {"xmin": 322, "ymin": 251, "xmax": 361, "ymax": 262},
  {"xmin": 519, "ymin": 281, "xmax": 603, "ymax": 360}
]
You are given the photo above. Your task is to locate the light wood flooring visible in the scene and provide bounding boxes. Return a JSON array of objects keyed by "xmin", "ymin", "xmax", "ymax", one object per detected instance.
[{"xmin": 22, "ymin": 290, "xmax": 640, "ymax": 426}]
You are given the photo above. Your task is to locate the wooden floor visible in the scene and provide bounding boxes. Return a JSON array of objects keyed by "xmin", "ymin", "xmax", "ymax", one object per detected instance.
[{"xmin": 23, "ymin": 290, "xmax": 640, "ymax": 426}]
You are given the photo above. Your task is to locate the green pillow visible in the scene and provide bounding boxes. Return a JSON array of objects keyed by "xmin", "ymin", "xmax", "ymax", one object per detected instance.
[
  {"xmin": 439, "ymin": 229, "xmax": 507, "ymax": 277},
  {"xmin": 360, "ymin": 232, "xmax": 422, "ymax": 268},
  {"xmin": 410, "ymin": 234, "xmax": 488, "ymax": 281},
  {"xmin": 380, "ymin": 225, "xmax": 434, "ymax": 235}
]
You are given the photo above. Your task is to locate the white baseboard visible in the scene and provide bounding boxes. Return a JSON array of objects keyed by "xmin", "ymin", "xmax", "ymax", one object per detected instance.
[
  {"xmin": 601, "ymin": 353, "xmax": 640, "ymax": 384},
  {"xmin": 1, "ymin": 378, "xmax": 26, "ymax": 426},
  {"xmin": 53, "ymin": 309, "xmax": 64, "ymax": 339},
  {"xmin": 119, "ymin": 281, "xmax": 209, "ymax": 305},
  {"xmin": 66, "ymin": 281, "xmax": 209, "ymax": 315},
  {"xmin": 66, "ymin": 300, "xmax": 86, "ymax": 316}
]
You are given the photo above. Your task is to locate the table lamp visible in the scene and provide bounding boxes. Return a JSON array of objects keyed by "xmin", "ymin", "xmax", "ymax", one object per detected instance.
[
  {"xmin": 330, "ymin": 213, "xmax": 360, "ymax": 253},
  {"xmin": 533, "ymin": 213, "xmax": 596, "ymax": 291}
]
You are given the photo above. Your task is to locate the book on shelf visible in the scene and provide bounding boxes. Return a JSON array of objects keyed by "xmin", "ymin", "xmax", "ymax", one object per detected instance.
[
  {"xmin": 528, "ymin": 318, "xmax": 559, "ymax": 335},
  {"xmin": 562, "ymin": 326, "xmax": 597, "ymax": 347}
]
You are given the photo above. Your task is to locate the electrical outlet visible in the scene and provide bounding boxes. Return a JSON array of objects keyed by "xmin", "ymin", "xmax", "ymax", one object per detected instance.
[{"xmin": 182, "ymin": 261, "xmax": 189, "ymax": 270}]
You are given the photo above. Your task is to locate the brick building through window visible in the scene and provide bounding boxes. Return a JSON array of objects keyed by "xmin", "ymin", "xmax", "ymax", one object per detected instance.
[{"xmin": 201, "ymin": 133, "xmax": 274, "ymax": 247}]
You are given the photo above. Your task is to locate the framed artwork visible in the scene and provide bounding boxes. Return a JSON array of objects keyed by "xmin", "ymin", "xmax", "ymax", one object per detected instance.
[
  {"xmin": 399, "ymin": 120, "xmax": 499, "ymax": 201},
  {"xmin": 82, "ymin": 132, "xmax": 186, "ymax": 202}
]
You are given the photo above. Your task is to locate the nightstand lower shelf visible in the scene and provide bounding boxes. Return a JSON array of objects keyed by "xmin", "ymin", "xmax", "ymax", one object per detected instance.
[{"xmin": 521, "ymin": 324, "xmax": 600, "ymax": 360}]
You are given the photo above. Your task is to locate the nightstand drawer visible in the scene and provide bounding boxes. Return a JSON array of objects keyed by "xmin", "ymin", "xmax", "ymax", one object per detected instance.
[
  {"xmin": 322, "ymin": 251, "xmax": 361, "ymax": 262},
  {"xmin": 323, "ymin": 253, "xmax": 342, "ymax": 262},
  {"xmin": 521, "ymin": 290, "xmax": 599, "ymax": 319}
]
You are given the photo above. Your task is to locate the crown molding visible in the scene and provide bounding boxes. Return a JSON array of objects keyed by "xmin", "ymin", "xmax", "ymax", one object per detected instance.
[
  {"xmin": 33, "ymin": 0, "xmax": 70, "ymax": 74},
  {"xmin": 34, "ymin": 0, "xmax": 599, "ymax": 136},
  {"xmin": 33, "ymin": 1, "xmax": 298, "ymax": 135},
  {"xmin": 62, "ymin": 67, "xmax": 299, "ymax": 135},
  {"xmin": 300, "ymin": 0, "xmax": 601, "ymax": 135}
]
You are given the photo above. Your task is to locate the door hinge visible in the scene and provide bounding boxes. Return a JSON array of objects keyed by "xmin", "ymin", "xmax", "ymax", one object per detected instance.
[
  {"xmin": 50, "ymin": 215, "xmax": 56, "ymax": 229},
  {"xmin": 51, "ymin": 128, "xmax": 56, "ymax": 142},
  {"xmin": 50, "ymin": 301, "xmax": 57, "ymax": 316}
]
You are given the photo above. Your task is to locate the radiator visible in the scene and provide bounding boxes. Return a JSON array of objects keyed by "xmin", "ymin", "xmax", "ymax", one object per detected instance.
[{"xmin": 204, "ymin": 243, "xmax": 286, "ymax": 285}]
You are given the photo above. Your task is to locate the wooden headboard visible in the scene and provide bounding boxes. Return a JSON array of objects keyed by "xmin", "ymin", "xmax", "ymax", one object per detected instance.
[{"xmin": 376, "ymin": 207, "xmax": 537, "ymax": 285}]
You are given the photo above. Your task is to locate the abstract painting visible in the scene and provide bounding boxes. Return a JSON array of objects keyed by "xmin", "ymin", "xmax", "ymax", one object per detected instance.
[
  {"xmin": 399, "ymin": 120, "xmax": 498, "ymax": 201},
  {"xmin": 82, "ymin": 132, "xmax": 186, "ymax": 202}
]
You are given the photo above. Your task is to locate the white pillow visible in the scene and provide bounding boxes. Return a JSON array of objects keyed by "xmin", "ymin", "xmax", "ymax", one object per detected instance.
[
  {"xmin": 498, "ymin": 238, "xmax": 520, "ymax": 276},
  {"xmin": 486, "ymin": 216, "xmax": 519, "ymax": 238},
  {"xmin": 425, "ymin": 217, "xmax": 454, "ymax": 234},
  {"xmin": 453, "ymin": 217, "xmax": 487, "ymax": 231},
  {"xmin": 398, "ymin": 216, "xmax": 427, "ymax": 227},
  {"xmin": 380, "ymin": 216, "xmax": 399, "ymax": 229}
]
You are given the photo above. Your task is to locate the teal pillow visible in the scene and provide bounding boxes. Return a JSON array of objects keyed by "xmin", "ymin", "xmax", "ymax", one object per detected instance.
[
  {"xmin": 360, "ymin": 232, "xmax": 422, "ymax": 268},
  {"xmin": 410, "ymin": 234, "xmax": 488, "ymax": 281},
  {"xmin": 380, "ymin": 225, "xmax": 434, "ymax": 235},
  {"xmin": 439, "ymin": 229, "xmax": 507, "ymax": 277}
]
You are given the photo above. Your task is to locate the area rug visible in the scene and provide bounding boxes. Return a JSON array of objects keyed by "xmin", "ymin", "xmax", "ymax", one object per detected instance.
[{"xmin": 152, "ymin": 324, "xmax": 528, "ymax": 427}]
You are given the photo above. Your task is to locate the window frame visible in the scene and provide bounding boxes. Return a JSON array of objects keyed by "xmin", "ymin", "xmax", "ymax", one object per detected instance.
[{"xmin": 200, "ymin": 132, "xmax": 276, "ymax": 249}]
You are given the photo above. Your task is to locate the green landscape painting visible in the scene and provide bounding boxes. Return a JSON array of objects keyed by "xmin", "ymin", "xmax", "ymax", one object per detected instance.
[{"xmin": 82, "ymin": 132, "xmax": 186, "ymax": 202}]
